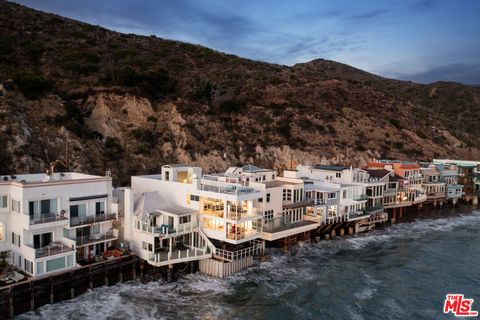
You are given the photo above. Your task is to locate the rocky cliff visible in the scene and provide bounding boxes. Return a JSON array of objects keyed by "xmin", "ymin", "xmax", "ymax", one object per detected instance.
[{"xmin": 1, "ymin": 1, "xmax": 479, "ymax": 184}]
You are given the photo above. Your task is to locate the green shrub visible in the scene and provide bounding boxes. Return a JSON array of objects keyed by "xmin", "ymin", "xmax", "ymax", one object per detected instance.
[
  {"xmin": 389, "ymin": 118, "xmax": 402, "ymax": 129},
  {"xmin": 217, "ymin": 99, "xmax": 246, "ymax": 113},
  {"xmin": 13, "ymin": 71, "xmax": 51, "ymax": 99}
]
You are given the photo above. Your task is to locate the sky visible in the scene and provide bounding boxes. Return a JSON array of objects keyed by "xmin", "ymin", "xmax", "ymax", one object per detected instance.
[{"xmin": 12, "ymin": 0, "xmax": 480, "ymax": 84}]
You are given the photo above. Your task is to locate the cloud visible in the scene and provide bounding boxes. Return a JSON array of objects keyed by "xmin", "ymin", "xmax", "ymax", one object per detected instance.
[{"xmin": 389, "ymin": 63, "xmax": 480, "ymax": 85}]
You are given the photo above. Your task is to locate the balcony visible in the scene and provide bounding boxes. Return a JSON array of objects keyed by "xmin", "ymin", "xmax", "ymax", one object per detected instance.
[
  {"xmin": 26, "ymin": 241, "xmax": 75, "ymax": 259},
  {"xmin": 227, "ymin": 208, "xmax": 261, "ymax": 220},
  {"xmin": 70, "ymin": 212, "xmax": 117, "ymax": 227},
  {"xmin": 365, "ymin": 205, "xmax": 384, "ymax": 214},
  {"xmin": 28, "ymin": 213, "xmax": 68, "ymax": 225},
  {"xmin": 347, "ymin": 211, "xmax": 371, "ymax": 221},
  {"xmin": 199, "ymin": 182, "xmax": 258, "ymax": 196},
  {"xmin": 73, "ymin": 230, "xmax": 117, "ymax": 246},
  {"xmin": 353, "ymin": 194, "xmax": 368, "ymax": 201},
  {"xmin": 426, "ymin": 192, "xmax": 446, "ymax": 200},
  {"xmin": 141, "ymin": 221, "xmax": 198, "ymax": 237},
  {"xmin": 213, "ymin": 240, "xmax": 264, "ymax": 262},
  {"xmin": 305, "ymin": 198, "xmax": 326, "ymax": 205},
  {"xmin": 384, "ymin": 188, "xmax": 397, "ymax": 196}
]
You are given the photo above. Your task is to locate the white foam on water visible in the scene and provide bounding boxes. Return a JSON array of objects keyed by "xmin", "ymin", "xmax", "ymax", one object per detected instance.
[
  {"xmin": 16, "ymin": 210, "xmax": 480, "ymax": 319},
  {"xmin": 343, "ymin": 210, "xmax": 480, "ymax": 250}
]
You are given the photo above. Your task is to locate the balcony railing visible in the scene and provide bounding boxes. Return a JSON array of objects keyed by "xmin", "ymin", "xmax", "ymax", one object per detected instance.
[
  {"xmin": 227, "ymin": 208, "xmax": 261, "ymax": 220},
  {"xmin": 347, "ymin": 211, "xmax": 371, "ymax": 221},
  {"xmin": 73, "ymin": 230, "xmax": 116, "ymax": 246},
  {"xmin": 226, "ymin": 229, "xmax": 259, "ymax": 241},
  {"xmin": 199, "ymin": 181, "xmax": 259, "ymax": 196},
  {"xmin": 426, "ymin": 192, "xmax": 445, "ymax": 199},
  {"xmin": 365, "ymin": 205, "xmax": 384, "ymax": 213},
  {"xmin": 70, "ymin": 213, "xmax": 117, "ymax": 227},
  {"xmin": 142, "ymin": 221, "xmax": 198, "ymax": 236},
  {"xmin": 353, "ymin": 194, "xmax": 368, "ymax": 201},
  {"xmin": 27, "ymin": 241, "xmax": 75, "ymax": 259},
  {"xmin": 305, "ymin": 198, "xmax": 326, "ymax": 205},
  {"xmin": 214, "ymin": 240, "xmax": 264, "ymax": 261},
  {"xmin": 384, "ymin": 188, "xmax": 397, "ymax": 196},
  {"xmin": 28, "ymin": 213, "xmax": 69, "ymax": 225}
]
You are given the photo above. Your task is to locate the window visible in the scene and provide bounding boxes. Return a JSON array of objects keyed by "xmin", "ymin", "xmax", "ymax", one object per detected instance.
[
  {"xmin": 29, "ymin": 199, "xmax": 57, "ymax": 216},
  {"xmin": 258, "ymin": 198, "xmax": 263, "ymax": 203},
  {"xmin": 336, "ymin": 173, "xmax": 341, "ymax": 178},
  {"xmin": 34, "ymin": 232, "xmax": 52, "ymax": 249},
  {"xmin": 95, "ymin": 201, "xmax": 105, "ymax": 215},
  {"xmin": 46, "ymin": 257, "xmax": 66, "ymax": 272},
  {"xmin": 0, "ymin": 222, "xmax": 4, "ymax": 241},
  {"xmin": 11, "ymin": 232, "xmax": 21, "ymax": 246},
  {"xmin": 189, "ymin": 194, "xmax": 199, "ymax": 202},
  {"xmin": 70, "ymin": 204, "xmax": 86, "ymax": 217},
  {"xmin": 0, "ymin": 195, "xmax": 7, "ymax": 208},
  {"xmin": 263, "ymin": 175, "xmax": 266, "ymax": 180},
  {"xmin": 283, "ymin": 189, "xmax": 292, "ymax": 201},
  {"xmin": 37, "ymin": 262, "xmax": 44, "ymax": 275},
  {"xmin": 136, "ymin": 220, "xmax": 140, "ymax": 230},
  {"xmin": 343, "ymin": 190, "xmax": 347, "ymax": 199},
  {"xmin": 179, "ymin": 216, "xmax": 191, "ymax": 224},
  {"xmin": 24, "ymin": 259, "xmax": 33, "ymax": 274},
  {"xmin": 95, "ymin": 243, "xmax": 105, "ymax": 254},
  {"xmin": 328, "ymin": 192, "xmax": 336, "ymax": 199},
  {"xmin": 66, "ymin": 255, "xmax": 74, "ymax": 267},
  {"xmin": 263, "ymin": 210, "xmax": 274, "ymax": 220},
  {"xmin": 11, "ymin": 199, "xmax": 20, "ymax": 213},
  {"xmin": 266, "ymin": 193, "xmax": 271, "ymax": 203}
]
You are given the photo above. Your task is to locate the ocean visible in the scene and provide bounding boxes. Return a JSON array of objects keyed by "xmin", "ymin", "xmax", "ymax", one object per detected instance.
[{"xmin": 18, "ymin": 209, "xmax": 480, "ymax": 320}]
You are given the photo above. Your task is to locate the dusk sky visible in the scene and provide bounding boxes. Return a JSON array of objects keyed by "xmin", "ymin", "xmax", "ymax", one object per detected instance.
[{"xmin": 13, "ymin": 0, "xmax": 480, "ymax": 84}]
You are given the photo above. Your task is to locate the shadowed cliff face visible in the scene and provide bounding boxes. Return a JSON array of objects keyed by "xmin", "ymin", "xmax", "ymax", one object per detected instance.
[{"xmin": 0, "ymin": 1, "xmax": 479, "ymax": 184}]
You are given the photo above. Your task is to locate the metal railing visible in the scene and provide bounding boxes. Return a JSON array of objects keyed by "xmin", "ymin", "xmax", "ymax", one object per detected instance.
[
  {"xmin": 214, "ymin": 240, "xmax": 264, "ymax": 261},
  {"xmin": 73, "ymin": 230, "xmax": 116, "ymax": 246},
  {"xmin": 70, "ymin": 213, "xmax": 117, "ymax": 227},
  {"xmin": 27, "ymin": 241, "xmax": 75, "ymax": 258},
  {"xmin": 28, "ymin": 213, "xmax": 68, "ymax": 225},
  {"xmin": 149, "ymin": 246, "xmax": 210, "ymax": 264},
  {"xmin": 142, "ymin": 221, "xmax": 198, "ymax": 236}
]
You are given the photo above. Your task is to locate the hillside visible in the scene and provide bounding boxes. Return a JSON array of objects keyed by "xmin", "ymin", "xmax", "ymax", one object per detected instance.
[{"xmin": 0, "ymin": 1, "xmax": 479, "ymax": 185}]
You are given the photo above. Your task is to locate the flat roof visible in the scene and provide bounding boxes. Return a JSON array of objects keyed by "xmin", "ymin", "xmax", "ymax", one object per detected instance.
[
  {"xmin": 158, "ymin": 205, "xmax": 197, "ymax": 216},
  {"xmin": 264, "ymin": 180, "xmax": 303, "ymax": 188},
  {"xmin": 0, "ymin": 172, "xmax": 108, "ymax": 185},
  {"xmin": 313, "ymin": 165, "xmax": 350, "ymax": 171}
]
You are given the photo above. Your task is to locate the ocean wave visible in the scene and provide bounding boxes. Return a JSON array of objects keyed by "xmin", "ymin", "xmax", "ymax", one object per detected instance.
[{"xmin": 16, "ymin": 210, "xmax": 480, "ymax": 320}]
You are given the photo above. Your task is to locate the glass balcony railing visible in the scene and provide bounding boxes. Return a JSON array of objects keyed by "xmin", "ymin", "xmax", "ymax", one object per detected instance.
[
  {"xmin": 70, "ymin": 213, "xmax": 117, "ymax": 227},
  {"xmin": 26, "ymin": 241, "xmax": 75, "ymax": 258},
  {"xmin": 72, "ymin": 230, "xmax": 116, "ymax": 246},
  {"xmin": 27, "ymin": 212, "xmax": 69, "ymax": 225}
]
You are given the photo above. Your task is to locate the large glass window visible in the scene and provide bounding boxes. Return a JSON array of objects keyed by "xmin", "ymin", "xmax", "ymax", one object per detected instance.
[
  {"xmin": 46, "ymin": 257, "xmax": 66, "ymax": 272},
  {"xmin": 29, "ymin": 199, "xmax": 57, "ymax": 216},
  {"xmin": 33, "ymin": 232, "xmax": 52, "ymax": 249},
  {"xmin": 70, "ymin": 204, "xmax": 86, "ymax": 217},
  {"xmin": 0, "ymin": 195, "xmax": 7, "ymax": 208},
  {"xmin": 95, "ymin": 201, "xmax": 105, "ymax": 215}
]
